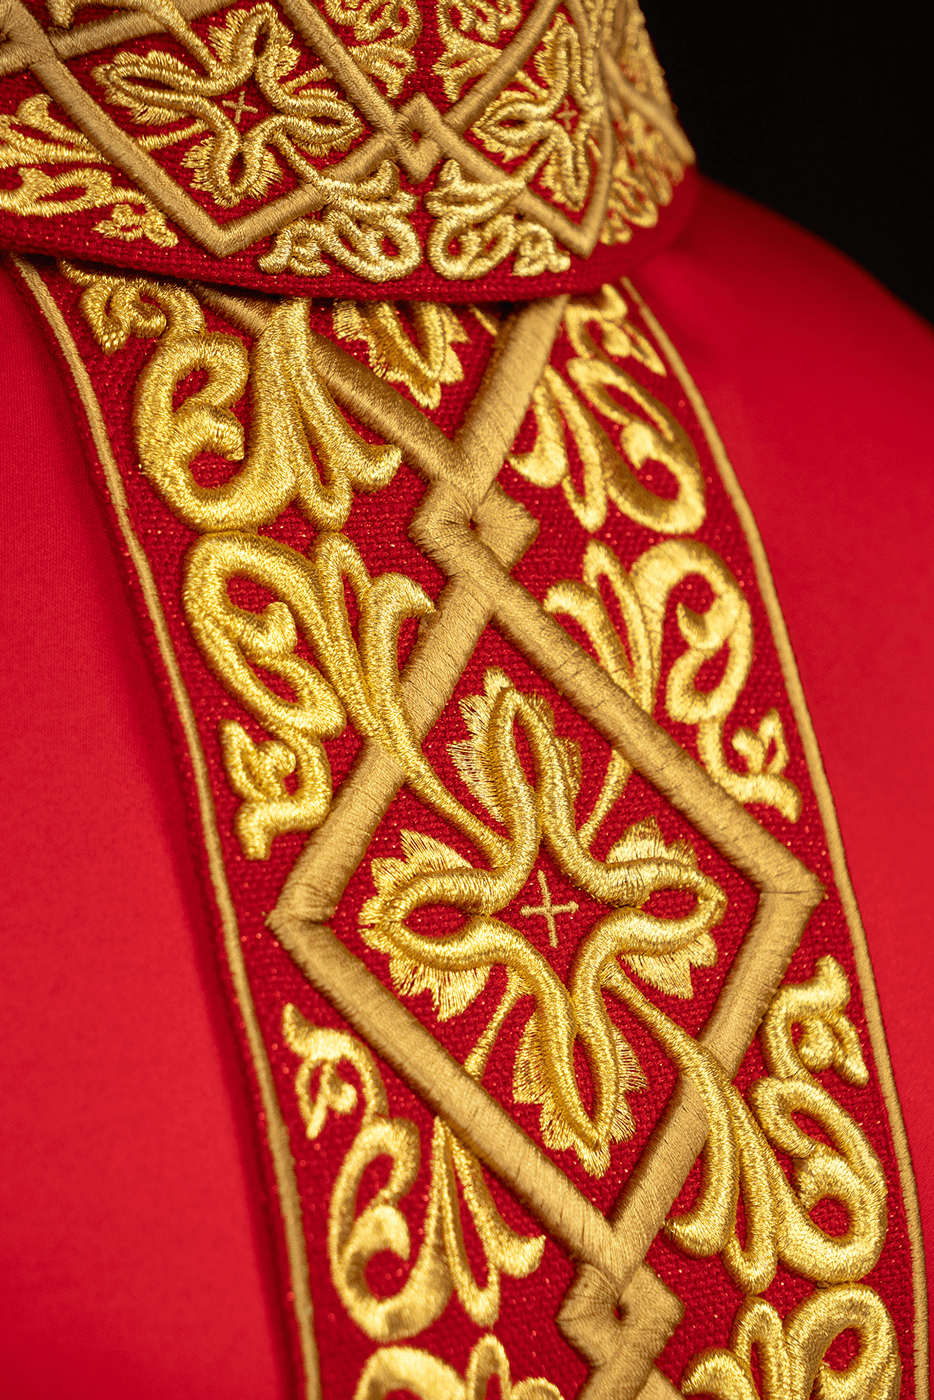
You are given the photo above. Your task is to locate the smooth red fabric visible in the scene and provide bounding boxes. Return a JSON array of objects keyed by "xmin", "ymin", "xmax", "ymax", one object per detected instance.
[
  {"xmin": 637, "ymin": 180, "xmax": 934, "ymax": 1261},
  {"xmin": 1, "ymin": 176, "xmax": 931, "ymax": 1392}
]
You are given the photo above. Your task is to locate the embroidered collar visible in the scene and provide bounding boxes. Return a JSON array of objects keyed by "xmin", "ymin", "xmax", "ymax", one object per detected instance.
[{"xmin": 0, "ymin": 0, "xmax": 694, "ymax": 295}]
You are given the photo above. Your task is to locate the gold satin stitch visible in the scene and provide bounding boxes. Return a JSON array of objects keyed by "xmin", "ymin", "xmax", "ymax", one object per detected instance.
[
  {"xmin": 546, "ymin": 536, "xmax": 801, "ymax": 821},
  {"xmin": 57, "ymin": 264, "xmax": 905, "ymax": 1398},
  {"xmin": 0, "ymin": 95, "xmax": 177, "ymax": 246},
  {"xmin": 675, "ymin": 960, "xmax": 899, "ymax": 1400},
  {"xmin": 665, "ymin": 958, "xmax": 887, "ymax": 1292},
  {"xmin": 283, "ymin": 1007, "xmax": 545, "ymax": 1339},
  {"xmin": 353, "ymin": 1332, "xmax": 563, "ymax": 1399},
  {"xmin": 0, "ymin": 0, "xmax": 689, "ymax": 279},
  {"xmin": 509, "ymin": 284, "xmax": 707, "ymax": 536},
  {"xmin": 184, "ymin": 530, "xmax": 434, "ymax": 858},
  {"xmin": 362, "ymin": 666, "xmax": 727, "ymax": 1177},
  {"xmin": 332, "ymin": 300, "xmax": 470, "ymax": 409},
  {"xmin": 683, "ymin": 1288, "xmax": 899, "ymax": 1400}
]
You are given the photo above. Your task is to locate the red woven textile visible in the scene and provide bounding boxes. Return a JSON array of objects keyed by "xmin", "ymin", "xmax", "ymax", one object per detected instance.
[{"xmin": 0, "ymin": 172, "xmax": 929, "ymax": 1396}]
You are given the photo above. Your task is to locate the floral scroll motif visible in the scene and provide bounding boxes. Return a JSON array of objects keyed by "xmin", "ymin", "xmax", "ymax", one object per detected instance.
[
  {"xmin": 283, "ymin": 1009, "xmax": 545, "ymax": 1338},
  {"xmin": 547, "ymin": 536, "xmax": 801, "ymax": 821},
  {"xmin": 54, "ymin": 263, "xmax": 905, "ymax": 1398},
  {"xmin": 93, "ymin": 3, "xmax": 367, "ymax": 206},
  {"xmin": 362, "ymin": 666, "xmax": 728, "ymax": 1177},
  {"xmin": 680, "ymin": 960, "xmax": 898, "ymax": 1399},
  {"xmin": 683, "ymin": 1288, "xmax": 899, "ymax": 1400},
  {"xmin": 0, "ymin": 95, "xmax": 177, "ymax": 246},
  {"xmin": 354, "ymin": 1333, "xmax": 562, "ymax": 1399},
  {"xmin": 0, "ymin": 0, "xmax": 689, "ymax": 279}
]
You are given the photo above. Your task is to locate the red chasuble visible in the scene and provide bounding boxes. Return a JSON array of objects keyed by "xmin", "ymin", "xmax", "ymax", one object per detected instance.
[{"xmin": 0, "ymin": 2, "xmax": 930, "ymax": 1397}]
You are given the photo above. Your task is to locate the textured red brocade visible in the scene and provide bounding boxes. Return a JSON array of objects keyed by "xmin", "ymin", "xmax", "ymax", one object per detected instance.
[{"xmin": 0, "ymin": 177, "xmax": 932, "ymax": 1396}]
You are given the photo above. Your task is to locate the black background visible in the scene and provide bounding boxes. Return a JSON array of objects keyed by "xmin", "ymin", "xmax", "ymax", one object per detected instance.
[{"xmin": 640, "ymin": 3, "xmax": 933, "ymax": 326}]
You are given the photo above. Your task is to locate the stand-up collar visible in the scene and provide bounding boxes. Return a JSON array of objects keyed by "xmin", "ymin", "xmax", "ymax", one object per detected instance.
[{"xmin": 0, "ymin": 0, "xmax": 694, "ymax": 295}]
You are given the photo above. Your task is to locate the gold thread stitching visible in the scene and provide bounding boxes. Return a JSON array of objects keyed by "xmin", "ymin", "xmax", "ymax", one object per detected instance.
[
  {"xmin": 665, "ymin": 960, "xmax": 886, "ymax": 1293},
  {"xmin": 0, "ymin": 0, "xmax": 689, "ymax": 275},
  {"xmin": 332, "ymin": 300, "xmax": 469, "ymax": 409},
  {"xmin": 354, "ymin": 1331, "xmax": 563, "ymax": 1399},
  {"xmin": 683, "ymin": 1287, "xmax": 900, "ymax": 1400},
  {"xmin": 0, "ymin": 94, "xmax": 177, "ymax": 245},
  {"xmin": 73, "ymin": 270, "xmax": 823, "ymax": 1377},
  {"xmin": 624, "ymin": 278, "xmax": 927, "ymax": 1397},
  {"xmin": 50, "ymin": 264, "xmax": 914, "ymax": 1400},
  {"xmin": 65, "ymin": 271, "xmax": 405, "ymax": 531},
  {"xmin": 95, "ymin": 4, "xmax": 367, "ymax": 207},
  {"xmin": 8, "ymin": 254, "xmax": 322, "ymax": 1397},
  {"xmin": 185, "ymin": 529, "xmax": 442, "ymax": 857},
  {"xmin": 546, "ymin": 537, "xmax": 802, "ymax": 821},
  {"xmin": 256, "ymin": 162, "xmax": 422, "ymax": 280},
  {"xmin": 284, "ymin": 1008, "xmax": 545, "ymax": 1337},
  {"xmin": 424, "ymin": 159, "xmax": 572, "ymax": 279},
  {"xmin": 508, "ymin": 286, "xmax": 708, "ymax": 536},
  {"xmin": 361, "ymin": 667, "xmax": 726, "ymax": 1177}
]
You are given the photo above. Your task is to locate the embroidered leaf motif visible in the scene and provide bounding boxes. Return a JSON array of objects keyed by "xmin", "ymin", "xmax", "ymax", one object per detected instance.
[
  {"xmin": 608, "ymin": 818, "xmax": 719, "ymax": 999},
  {"xmin": 332, "ymin": 301, "xmax": 468, "ymax": 410},
  {"xmin": 473, "ymin": 14, "xmax": 602, "ymax": 214},
  {"xmin": 363, "ymin": 831, "xmax": 493, "ymax": 1020},
  {"xmin": 96, "ymin": 4, "xmax": 364, "ymax": 206},
  {"xmin": 364, "ymin": 670, "xmax": 728, "ymax": 1175},
  {"xmin": 355, "ymin": 1331, "xmax": 563, "ymax": 1399},
  {"xmin": 259, "ymin": 162, "xmax": 420, "ymax": 280},
  {"xmin": 450, "ymin": 667, "xmax": 581, "ymax": 825},
  {"xmin": 0, "ymin": 96, "xmax": 177, "ymax": 246},
  {"xmin": 761, "ymin": 955, "xmax": 870, "ymax": 1087},
  {"xmin": 513, "ymin": 1003, "xmax": 645, "ymax": 1167}
]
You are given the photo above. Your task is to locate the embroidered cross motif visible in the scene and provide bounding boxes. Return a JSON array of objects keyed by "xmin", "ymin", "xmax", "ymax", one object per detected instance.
[
  {"xmin": 221, "ymin": 90, "xmax": 259, "ymax": 126},
  {"xmin": 32, "ymin": 261, "xmax": 915, "ymax": 1400},
  {"xmin": 555, "ymin": 98, "xmax": 577, "ymax": 134},
  {"xmin": 520, "ymin": 870, "xmax": 580, "ymax": 947},
  {"xmin": 0, "ymin": 0, "xmax": 693, "ymax": 277}
]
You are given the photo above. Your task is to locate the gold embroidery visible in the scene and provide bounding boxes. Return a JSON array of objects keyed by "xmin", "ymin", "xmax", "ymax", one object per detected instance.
[
  {"xmin": 0, "ymin": 95, "xmax": 177, "ymax": 246},
  {"xmin": 424, "ymin": 160, "xmax": 571, "ymax": 279},
  {"xmin": 683, "ymin": 1288, "xmax": 900, "ymax": 1400},
  {"xmin": 667, "ymin": 961, "xmax": 886, "ymax": 1296},
  {"xmin": 256, "ymin": 162, "xmax": 422, "ymax": 281},
  {"xmin": 12, "ymin": 259, "xmax": 323, "ymax": 1393},
  {"xmin": 94, "ymin": 3, "xmax": 366, "ymax": 206},
  {"xmin": 99, "ymin": 280, "xmax": 826, "ymax": 1384},
  {"xmin": 434, "ymin": 0, "xmax": 524, "ymax": 104},
  {"xmin": 138, "ymin": 304, "xmax": 398, "ymax": 529},
  {"xmin": 436, "ymin": 0, "xmax": 688, "ymax": 251},
  {"xmin": 0, "ymin": 0, "xmax": 689, "ymax": 277},
  {"xmin": 69, "ymin": 273, "xmax": 828, "ymax": 1331},
  {"xmin": 509, "ymin": 285, "xmax": 707, "ymax": 535},
  {"xmin": 355, "ymin": 1332, "xmax": 562, "ymax": 1400},
  {"xmin": 602, "ymin": 111, "xmax": 684, "ymax": 246},
  {"xmin": 362, "ymin": 666, "xmax": 727, "ymax": 1177},
  {"xmin": 600, "ymin": 3, "xmax": 692, "ymax": 244},
  {"xmin": 332, "ymin": 300, "xmax": 469, "ymax": 410},
  {"xmin": 546, "ymin": 537, "xmax": 802, "ymax": 822},
  {"xmin": 90, "ymin": 284, "xmax": 403, "ymax": 531},
  {"xmin": 465, "ymin": 10, "xmax": 607, "ymax": 215},
  {"xmin": 564, "ymin": 285, "xmax": 666, "ymax": 373},
  {"xmin": 521, "ymin": 869, "xmax": 579, "ymax": 946},
  {"xmin": 354, "ymin": 1332, "xmax": 563, "ymax": 1399},
  {"xmin": 318, "ymin": 0, "xmax": 422, "ymax": 97},
  {"xmin": 186, "ymin": 530, "xmax": 436, "ymax": 858},
  {"xmin": 26, "ymin": 260, "xmax": 923, "ymax": 1400},
  {"xmin": 61, "ymin": 260, "xmax": 196, "ymax": 349},
  {"xmin": 284, "ymin": 1009, "xmax": 544, "ymax": 1338},
  {"xmin": 761, "ymin": 954, "xmax": 869, "ymax": 1085}
]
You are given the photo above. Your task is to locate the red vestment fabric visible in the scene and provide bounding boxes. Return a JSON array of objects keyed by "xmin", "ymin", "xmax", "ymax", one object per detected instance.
[{"xmin": 0, "ymin": 176, "xmax": 931, "ymax": 1396}]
